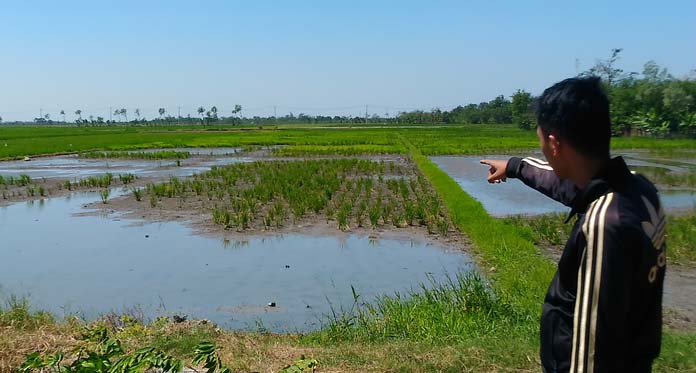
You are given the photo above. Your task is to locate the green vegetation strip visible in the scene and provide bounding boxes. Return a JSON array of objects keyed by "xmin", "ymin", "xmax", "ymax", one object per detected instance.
[
  {"xmin": 5, "ymin": 124, "xmax": 696, "ymax": 160},
  {"xmin": 79, "ymin": 150, "xmax": 191, "ymax": 160},
  {"xmin": 404, "ymin": 139, "xmax": 555, "ymax": 315}
]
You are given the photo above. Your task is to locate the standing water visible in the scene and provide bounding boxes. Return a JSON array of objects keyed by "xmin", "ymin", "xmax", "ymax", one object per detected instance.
[
  {"xmin": 431, "ymin": 155, "xmax": 696, "ymax": 216},
  {"xmin": 0, "ymin": 192, "xmax": 472, "ymax": 332}
]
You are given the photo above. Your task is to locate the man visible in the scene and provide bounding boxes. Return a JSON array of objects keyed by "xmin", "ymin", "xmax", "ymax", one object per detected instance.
[{"xmin": 480, "ymin": 77, "xmax": 665, "ymax": 372}]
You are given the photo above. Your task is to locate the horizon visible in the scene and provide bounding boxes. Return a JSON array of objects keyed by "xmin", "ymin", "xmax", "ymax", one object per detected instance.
[{"xmin": 1, "ymin": 0, "xmax": 695, "ymax": 122}]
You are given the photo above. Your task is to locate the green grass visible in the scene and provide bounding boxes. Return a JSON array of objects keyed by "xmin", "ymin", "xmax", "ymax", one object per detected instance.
[
  {"xmin": 79, "ymin": 150, "xmax": 191, "ymax": 160},
  {"xmin": 668, "ymin": 212, "xmax": 696, "ymax": 266},
  {"xmin": 0, "ymin": 296, "xmax": 54, "ymax": 330},
  {"xmin": 507, "ymin": 210, "xmax": 696, "ymax": 266},
  {"xmin": 5, "ymin": 124, "xmax": 696, "ymax": 160}
]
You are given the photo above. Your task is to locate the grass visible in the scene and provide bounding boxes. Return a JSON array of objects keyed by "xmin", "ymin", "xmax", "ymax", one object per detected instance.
[
  {"xmin": 667, "ymin": 212, "xmax": 696, "ymax": 266},
  {"xmin": 80, "ymin": 150, "xmax": 191, "ymax": 160},
  {"xmin": 506, "ymin": 210, "xmax": 696, "ymax": 266},
  {"xmin": 4, "ymin": 124, "xmax": 696, "ymax": 160},
  {"xmin": 629, "ymin": 165, "xmax": 696, "ymax": 188}
]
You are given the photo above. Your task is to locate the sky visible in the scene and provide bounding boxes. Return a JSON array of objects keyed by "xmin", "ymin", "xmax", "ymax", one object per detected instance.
[{"xmin": 1, "ymin": 0, "xmax": 694, "ymax": 121}]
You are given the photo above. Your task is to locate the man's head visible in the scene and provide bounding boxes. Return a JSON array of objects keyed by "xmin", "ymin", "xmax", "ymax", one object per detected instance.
[{"xmin": 535, "ymin": 76, "xmax": 611, "ymax": 177}]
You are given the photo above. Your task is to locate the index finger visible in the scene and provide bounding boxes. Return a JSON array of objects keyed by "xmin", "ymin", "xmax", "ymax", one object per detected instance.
[{"xmin": 479, "ymin": 159, "xmax": 493, "ymax": 166}]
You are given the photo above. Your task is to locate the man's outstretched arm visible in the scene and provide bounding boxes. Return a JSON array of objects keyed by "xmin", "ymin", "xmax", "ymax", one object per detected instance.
[{"xmin": 480, "ymin": 157, "xmax": 578, "ymax": 206}]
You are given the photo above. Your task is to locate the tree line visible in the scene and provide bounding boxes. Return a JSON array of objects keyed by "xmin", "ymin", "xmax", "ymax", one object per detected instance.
[
  {"xmin": 4, "ymin": 50, "xmax": 694, "ymax": 137},
  {"xmin": 396, "ymin": 49, "xmax": 696, "ymax": 137}
]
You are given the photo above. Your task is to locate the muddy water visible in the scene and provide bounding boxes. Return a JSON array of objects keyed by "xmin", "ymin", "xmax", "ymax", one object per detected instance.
[
  {"xmin": 0, "ymin": 192, "xmax": 472, "ymax": 332},
  {"xmin": 0, "ymin": 148, "xmax": 250, "ymax": 180},
  {"xmin": 431, "ymin": 155, "xmax": 696, "ymax": 217}
]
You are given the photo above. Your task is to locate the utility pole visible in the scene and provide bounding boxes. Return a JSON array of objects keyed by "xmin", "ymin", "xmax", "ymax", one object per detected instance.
[
  {"xmin": 39, "ymin": 108, "xmax": 42, "ymax": 119},
  {"xmin": 273, "ymin": 105, "xmax": 277, "ymax": 121},
  {"xmin": 109, "ymin": 106, "xmax": 112, "ymax": 122},
  {"xmin": 365, "ymin": 105, "xmax": 368, "ymax": 124},
  {"xmin": 178, "ymin": 106, "xmax": 181, "ymax": 125}
]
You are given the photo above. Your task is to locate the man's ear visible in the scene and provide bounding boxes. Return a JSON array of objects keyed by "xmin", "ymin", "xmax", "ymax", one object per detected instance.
[{"xmin": 547, "ymin": 134, "xmax": 561, "ymax": 157}]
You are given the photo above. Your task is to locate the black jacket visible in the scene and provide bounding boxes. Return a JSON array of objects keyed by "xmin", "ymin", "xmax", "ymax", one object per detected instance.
[{"xmin": 506, "ymin": 156, "xmax": 666, "ymax": 373}]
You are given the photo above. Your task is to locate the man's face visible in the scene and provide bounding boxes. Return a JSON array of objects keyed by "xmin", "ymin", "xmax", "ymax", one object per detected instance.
[
  {"xmin": 537, "ymin": 126, "xmax": 552, "ymax": 161},
  {"xmin": 537, "ymin": 126, "xmax": 566, "ymax": 178}
]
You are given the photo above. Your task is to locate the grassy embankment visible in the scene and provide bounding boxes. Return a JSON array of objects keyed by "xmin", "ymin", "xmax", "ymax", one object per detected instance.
[
  {"xmin": 1, "ymin": 125, "xmax": 695, "ymax": 371},
  {"xmin": 506, "ymin": 212, "xmax": 696, "ymax": 268}
]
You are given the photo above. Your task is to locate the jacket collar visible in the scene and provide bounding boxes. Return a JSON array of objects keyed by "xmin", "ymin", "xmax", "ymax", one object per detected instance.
[{"xmin": 565, "ymin": 156, "xmax": 632, "ymax": 223}]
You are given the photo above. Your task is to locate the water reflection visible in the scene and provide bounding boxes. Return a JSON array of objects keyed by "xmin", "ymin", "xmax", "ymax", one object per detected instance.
[{"xmin": 0, "ymin": 191, "xmax": 472, "ymax": 332}]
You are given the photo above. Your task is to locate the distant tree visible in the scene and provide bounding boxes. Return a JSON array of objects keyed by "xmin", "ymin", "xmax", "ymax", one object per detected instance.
[
  {"xmin": 210, "ymin": 106, "xmax": 218, "ymax": 120},
  {"xmin": 75, "ymin": 109, "xmax": 82, "ymax": 121},
  {"xmin": 135, "ymin": 108, "xmax": 141, "ymax": 121},
  {"xmin": 197, "ymin": 106, "xmax": 206, "ymax": 124},
  {"xmin": 0, "ymin": 116, "xmax": 3, "ymax": 123},
  {"xmin": 158, "ymin": 108, "xmax": 166, "ymax": 118},
  {"xmin": 44, "ymin": 113, "xmax": 50, "ymax": 121},
  {"xmin": 511, "ymin": 89, "xmax": 534, "ymax": 130},
  {"xmin": 96, "ymin": 116, "xmax": 104, "ymax": 124},
  {"xmin": 60, "ymin": 110, "xmax": 66, "ymax": 122},
  {"xmin": 232, "ymin": 104, "xmax": 242, "ymax": 121},
  {"xmin": 583, "ymin": 48, "xmax": 632, "ymax": 86},
  {"xmin": 642, "ymin": 60, "xmax": 672, "ymax": 83},
  {"xmin": 89, "ymin": 115, "xmax": 94, "ymax": 123},
  {"xmin": 120, "ymin": 108, "xmax": 128, "ymax": 122}
]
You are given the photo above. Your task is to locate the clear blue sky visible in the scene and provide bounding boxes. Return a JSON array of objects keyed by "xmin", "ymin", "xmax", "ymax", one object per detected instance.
[{"xmin": 1, "ymin": 0, "xmax": 694, "ymax": 121}]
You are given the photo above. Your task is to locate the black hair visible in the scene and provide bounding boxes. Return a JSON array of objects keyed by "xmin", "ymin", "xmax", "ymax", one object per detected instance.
[{"xmin": 536, "ymin": 76, "xmax": 611, "ymax": 159}]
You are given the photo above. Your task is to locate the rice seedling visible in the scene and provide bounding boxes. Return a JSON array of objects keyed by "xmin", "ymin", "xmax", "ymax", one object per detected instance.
[
  {"xmin": 135, "ymin": 158, "xmax": 449, "ymax": 234},
  {"xmin": 100, "ymin": 189, "xmax": 110, "ymax": 204},
  {"xmin": 119, "ymin": 173, "xmax": 136, "ymax": 184},
  {"xmin": 132, "ymin": 188, "xmax": 143, "ymax": 201}
]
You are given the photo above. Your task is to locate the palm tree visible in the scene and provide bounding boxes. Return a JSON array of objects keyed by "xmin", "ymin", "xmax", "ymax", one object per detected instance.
[
  {"xmin": 114, "ymin": 109, "xmax": 121, "ymax": 122},
  {"xmin": 232, "ymin": 104, "xmax": 242, "ymax": 125},
  {"xmin": 135, "ymin": 108, "xmax": 141, "ymax": 121},
  {"xmin": 44, "ymin": 113, "xmax": 50, "ymax": 121},
  {"xmin": 75, "ymin": 109, "xmax": 82, "ymax": 121},
  {"xmin": 60, "ymin": 110, "xmax": 66, "ymax": 122},
  {"xmin": 197, "ymin": 106, "xmax": 205, "ymax": 124},
  {"xmin": 210, "ymin": 106, "xmax": 218, "ymax": 120},
  {"xmin": 120, "ymin": 108, "xmax": 128, "ymax": 122}
]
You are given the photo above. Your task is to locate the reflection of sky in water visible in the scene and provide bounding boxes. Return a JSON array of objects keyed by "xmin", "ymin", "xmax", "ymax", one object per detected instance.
[
  {"xmin": 0, "ymin": 148, "xmax": 251, "ymax": 180},
  {"xmin": 0, "ymin": 192, "xmax": 472, "ymax": 332},
  {"xmin": 431, "ymin": 154, "xmax": 696, "ymax": 217}
]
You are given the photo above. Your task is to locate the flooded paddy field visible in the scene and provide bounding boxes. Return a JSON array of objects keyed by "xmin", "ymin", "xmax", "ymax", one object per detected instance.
[
  {"xmin": 0, "ymin": 150, "xmax": 472, "ymax": 332},
  {"xmin": 431, "ymin": 152, "xmax": 696, "ymax": 217}
]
